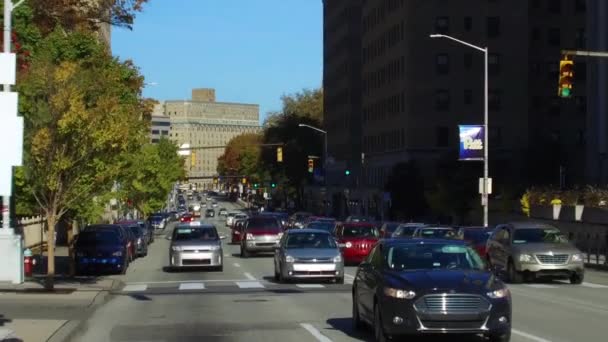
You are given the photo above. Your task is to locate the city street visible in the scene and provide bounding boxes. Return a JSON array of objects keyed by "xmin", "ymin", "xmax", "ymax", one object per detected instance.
[{"xmin": 65, "ymin": 199, "xmax": 608, "ymax": 342}]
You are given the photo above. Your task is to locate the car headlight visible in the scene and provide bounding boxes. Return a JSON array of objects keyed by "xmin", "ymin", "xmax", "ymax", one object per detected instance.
[
  {"xmin": 519, "ymin": 254, "xmax": 536, "ymax": 263},
  {"xmin": 571, "ymin": 253, "xmax": 584, "ymax": 263},
  {"xmin": 345, "ymin": 241, "xmax": 353, "ymax": 248},
  {"xmin": 487, "ymin": 288, "xmax": 510, "ymax": 299},
  {"xmin": 137, "ymin": 238, "xmax": 142, "ymax": 245},
  {"xmin": 246, "ymin": 233, "xmax": 254, "ymax": 240},
  {"xmin": 285, "ymin": 255, "xmax": 295, "ymax": 263},
  {"xmin": 277, "ymin": 233, "xmax": 283, "ymax": 239},
  {"xmin": 209, "ymin": 245, "xmax": 221, "ymax": 250},
  {"xmin": 171, "ymin": 246, "xmax": 182, "ymax": 252},
  {"xmin": 111, "ymin": 251, "xmax": 123, "ymax": 257},
  {"xmin": 333, "ymin": 254, "xmax": 343, "ymax": 263},
  {"xmin": 383, "ymin": 287, "xmax": 416, "ymax": 299}
]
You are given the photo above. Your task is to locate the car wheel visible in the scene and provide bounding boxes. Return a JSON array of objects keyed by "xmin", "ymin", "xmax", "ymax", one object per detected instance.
[
  {"xmin": 335, "ymin": 277, "xmax": 344, "ymax": 284},
  {"xmin": 570, "ymin": 272, "xmax": 584, "ymax": 284},
  {"xmin": 352, "ymin": 290, "xmax": 364, "ymax": 331},
  {"xmin": 374, "ymin": 303, "xmax": 388, "ymax": 342},
  {"xmin": 217, "ymin": 265, "xmax": 224, "ymax": 272},
  {"xmin": 507, "ymin": 261, "xmax": 523, "ymax": 284},
  {"xmin": 489, "ymin": 330, "xmax": 511, "ymax": 342}
]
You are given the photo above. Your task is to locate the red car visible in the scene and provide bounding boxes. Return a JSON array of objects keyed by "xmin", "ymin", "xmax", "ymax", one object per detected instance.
[
  {"xmin": 180, "ymin": 214, "xmax": 193, "ymax": 223},
  {"xmin": 335, "ymin": 222, "xmax": 380, "ymax": 264},
  {"xmin": 231, "ymin": 219, "xmax": 246, "ymax": 244},
  {"xmin": 457, "ymin": 227, "xmax": 494, "ymax": 257}
]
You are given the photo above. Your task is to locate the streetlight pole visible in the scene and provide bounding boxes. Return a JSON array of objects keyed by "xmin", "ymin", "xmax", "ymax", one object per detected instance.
[{"xmin": 430, "ymin": 34, "xmax": 490, "ymax": 227}]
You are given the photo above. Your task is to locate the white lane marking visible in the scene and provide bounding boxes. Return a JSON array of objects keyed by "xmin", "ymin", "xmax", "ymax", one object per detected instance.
[
  {"xmin": 233, "ymin": 263, "xmax": 241, "ymax": 268},
  {"xmin": 345, "ymin": 278, "xmax": 354, "ymax": 285},
  {"xmin": 122, "ymin": 284, "xmax": 147, "ymax": 292},
  {"xmin": 244, "ymin": 272, "xmax": 256, "ymax": 280},
  {"xmin": 224, "ymin": 253, "xmax": 230, "ymax": 257},
  {"xmin": 178, "ymin": 282, "xmax": 205, "ymax": 290},
  {"xmin": 582, "ymin": 282, "xmax": 608, "ymax": 289},
  {"xmin": 512, "ymin": 329, "xmax": 553, "ymax": 342},
  {"xmin": 125, "ymin": 279, "xmax": 256, "ymax": 285},
  {"xmin": 523, "ymin": 284, "xmax": 558, "ymax": 289},
  {"xmin": 300, "ymin": 323, "xmax": 333, "ymax": 342},
  {"xmin": 236, "ymin": 281, "xmax": 264, "ymax": 289},
  {"xmin": 296, "ymin": 284, "xmax": 325, "ymax": 288}
]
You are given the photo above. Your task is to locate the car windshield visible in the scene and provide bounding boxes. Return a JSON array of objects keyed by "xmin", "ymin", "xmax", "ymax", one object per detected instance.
[
  {"xmin": 342, "ymin": 225, "xmax": 379, "ymax": 238},
  {"xmin": 247, "ymin": 218, "xmax": 281, "ymax": 232},
  {"xmin": 386, "ymin": 244, "xmax": 485, "ymax": 271},
  {"xmin": 173, "ymin": 227, "xmax": 218, "ymax": 241},
  {"xmin": 512, "ymin": 228, "xmax": 568, "ymax": 244},
  {"xmin": 463, "ymin": 229, "xmax": 493, "ymax": 243},
  {"xmin": 150, "ymin": 216, "xmax": 163, "ymax": 222},
  {"xmin": 392, "ymin": 225, "xmax": 420, "ymax": 238},
  {"xmin": 77, "ymin": 231, "xmax": 120, "ymax": 246},
  {"xmin": 418, "ymin": 228, "xmax": 456, "ymax": 239},
  {"xmin": 383, "ymin": 223, "xmax": 400, "ymax": 233},
  {"xmin": 306, "ymin": 221, "xmax": 335, "ymax": 233},
  {"xmin": 285, "ymin": 233, "xmax": 337, "ymax": 249}
]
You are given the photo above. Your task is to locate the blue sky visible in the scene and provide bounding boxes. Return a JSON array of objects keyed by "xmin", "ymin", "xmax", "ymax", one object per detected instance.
[{"xmin": 112, "ymin": 0, "xmax": 323, "ymax": 123}]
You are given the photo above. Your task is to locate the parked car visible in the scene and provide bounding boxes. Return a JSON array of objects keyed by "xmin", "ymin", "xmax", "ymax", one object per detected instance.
[
  {"xmin": 378, "ymin": 221, "xmax": 401, "ymax": 238},
  {"xmin": 75, "ymin": 226, "xmax": 130, "ymax": 275},
  {"xmin": 124, "ymin": 224, "xmax": 148, "ymax": 257},
  {"xmin": 412, "ymin": 226, "xmax": 457, "ymax": 239},
  {"xmin": 226, "ymin": 212, "xmax": 239, "ymax": 226},
  {"xmin": 149, "ymin": 215, "xmax": 166, "ymax": 231},
  {"xmin": 240, "ymin": 216, "xmax": 284, "ymax": 257},
  {"xmin": 205, "ymin": 208, "xmax": 215, "ymax": 218},
  {"xmin": 335, "ymin": 222, "xmax": 380, "ymax": 265},
  {"xmin": 352, "ymin": 239, "xmax": 511, "ymax": 342},
  {"xmin": 345, "ymin": 215, "xmax": 374, "ymax": 223},
  {"xmin": 117, "ymin": 220, "xmax": 153, "ymax": 245},
  {"xmin": 218, "ymin": 208, "xmax": 228, "ymax": 216},
  {"xmin": 168, "ymin": 222, "xmax": 224, "ymax": 271},
  {"xmin": 486, "ymin": 222, "xmax": 585, "ymax": 284},
  {"xmin": 274, "ymin": 229, "xmax": 344, "ymax": 283},
  {"xmin": 457, "ymin": 226, "xmax": 494, "ymax": 257},
  {"xmin": 304, "ymin": 220, "xmax": 337, "ymax": 235},
  {"xmin": 391, "ymin": 223, "xmax": 427, "ymax": 239}
]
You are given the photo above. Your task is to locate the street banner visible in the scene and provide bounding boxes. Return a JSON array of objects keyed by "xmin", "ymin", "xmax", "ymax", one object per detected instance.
[{"xmin": 458, "ymin": 125, "xmax": 484, "ymax": 161}]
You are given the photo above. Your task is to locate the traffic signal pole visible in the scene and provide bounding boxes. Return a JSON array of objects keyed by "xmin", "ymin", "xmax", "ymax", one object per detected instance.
[{"xmin": 561, "ymin": 49, "xmax": 608, "ymax": 58}]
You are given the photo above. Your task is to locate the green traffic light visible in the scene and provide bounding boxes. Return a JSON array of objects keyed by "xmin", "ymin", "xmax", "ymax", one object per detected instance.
[
  {"xmin": 561, "ymin": 88, "xmax": 571, "ymax": 98},
  {"xmin": 345, "ymin": 170, "xmax": 350, "ymax": 175},
  {"xmin": 271, "ymin": 183, "xmax": 276, "ymax": 188},
  {"xmin": 254, "ymin": 183, "xmax": 258, "ymax": 188}
]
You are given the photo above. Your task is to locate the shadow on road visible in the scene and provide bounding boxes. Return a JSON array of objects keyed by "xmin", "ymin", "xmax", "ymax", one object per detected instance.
[
  {"xmin": 162, "ymin": 266, "xmax": 222, "ymax": 273},
  {"xmin": 326, "ymin": 318, "xmax": 371, "ymax": 341},
  {"xmin": 230, "ymin": 253, "xmax": 273, "ymax": 259}
]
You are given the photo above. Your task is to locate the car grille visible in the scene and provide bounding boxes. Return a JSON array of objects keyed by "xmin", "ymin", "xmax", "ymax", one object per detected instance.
[
  {"xmin": 535, "ymin": 254, "xmax": 569, "ymax": 264},
  {"xmin": 294, "ymin": 257, "xmax": 333, "ymax": 263},
  {"xmin": 420, "ymin": 319, "xmax": 486, "ymax": 330},
  {"xmin": 183, "ymin": 259, "xmax": 210, "ymax": 265},
  {"xmin": 182, "ymin": 248, "xmax": 212, "ymax": 252},
  {"xmin": 415, "ymin": 294, "xmax": 490, "ymax": 314}
]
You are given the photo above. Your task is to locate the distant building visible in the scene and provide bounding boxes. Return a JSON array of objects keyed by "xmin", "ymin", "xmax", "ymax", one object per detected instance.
[
  {"xmin": 150, "ymin": 103, "xmax": 170, "ymax": 143},
  {"xmin": 164, "ymin": 89, "xmax": 261, "ymax": 188}
]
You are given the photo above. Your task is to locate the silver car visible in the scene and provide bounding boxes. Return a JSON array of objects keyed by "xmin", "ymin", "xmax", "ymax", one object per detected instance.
[
  {"xmin": 168, "ymin": 222, "xmax": 224, "ymax": 271},
  {"xmin": 486, "ymin": 222, "xmax": 585, "ymax": 284},
  {"xmin": 274, "ymin": 229, "xmax": 344, "ymax": 283}
]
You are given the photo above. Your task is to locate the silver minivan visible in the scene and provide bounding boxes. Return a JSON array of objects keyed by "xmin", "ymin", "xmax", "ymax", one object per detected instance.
[{"xmin": 168, "ymin": 222, "xmax": 224, "ymax": 271}]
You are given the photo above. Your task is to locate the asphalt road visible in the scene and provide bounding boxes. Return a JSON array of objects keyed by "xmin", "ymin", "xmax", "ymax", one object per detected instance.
[{"xmin": 69, "ymin": 198, "xmax": 608, "ymax": 342}]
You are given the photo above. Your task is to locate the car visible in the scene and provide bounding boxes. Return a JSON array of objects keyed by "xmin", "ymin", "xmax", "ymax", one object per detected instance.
[
  {"xmin": 232, "ymin": 213, "xmax": 248, "ymax": 228},
  {"xmin": 304, "ymin": 220, "xmax": 337, "ymax": 235},
  {"xmin": 335, "ymin": 222, "xmax": 380, "ymax": 265},
  {"xmin": 288, "ymin": 212, "xmax": 313, "ymax": 229},
  {"xmin": 180, "ymin": 214, "xmax": 193, "ymax": 223},
  {"xmin": 486, "ymin": 222, "xmax": 584, "ymax": 284},
  {"xmin": 412, "ymin": 226, "xmax": 457, "ymax": 239},
  {"xmin": 352, "ymin": 239, "xmax": 512, "ymax": 342},
  {"xmin": 457, "ymin": 226, "xmax": 494, "ymax": 257},
  {"xmin": 378, "ymin": 221, "xmax": 401, "ymax": 238},
  {"xmin": 168, "ymin": 222, "xmax": 224, "ymax": 271},
  {"xmin": 231, "ymin": 218, "xmax": 247, "ymax": 244},
  {"xmin": 274, "ymin": 229, "xmax": 344, "ymax": 283},
  {"xmin": 119, "ymin": 223, "xmax": 148, "ymax": 257},
  {"xmin": 116, "ymin": 220, "xmax": 153, "ymax": 244},
  {"xmin": 212, "ymin": 202, "xmax": 218, "ymax": 208},
  {"xmin": 345, "ymin": 215, "xmax": 374, "ymax": 223},
  {"xmin": 218, "ymin": 208, "xmax": 228, "ymax": 216},
  {"xmin": 149, "ymin": 214, "xmax": 166, "ymax": 231},
  {"xmin": 240, "ymin": 216, "xmax": 284, "ymax": 257},
  {"xmin": 391, "ymin": 223, "xmax": 427, "ymax": 239},
  {"xmin": 226, "ymin": 212, "xmax": 238, "ymax": 226},
  {"xmin": 205, "ymin": 208, "xmax": 215, "ymax": 218},
  {"xmin": 75, "ymin": 226, "xmax": 130, "ymax": 275}
]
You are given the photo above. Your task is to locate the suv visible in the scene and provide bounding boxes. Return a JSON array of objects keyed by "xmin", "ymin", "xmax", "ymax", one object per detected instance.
[
  {"xmin": 240, "ymin": 216, "xmax": 283, "ymax": 257},
  {"xmin": 486, "ymin": 222, "xmax": 585, "ymax": 284}
]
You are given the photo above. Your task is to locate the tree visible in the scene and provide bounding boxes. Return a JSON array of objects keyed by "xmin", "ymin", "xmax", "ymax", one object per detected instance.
[
  {"xmin": 217, "ymin": 133, "xmax": 262, "ymax": 182},
  {"xmin": 17, "ymin": 29, "xmax": 149, "ymax": 288},
  {"xmin": 278, "ymin": 88, "xmax": 323, "ymax": 122}
]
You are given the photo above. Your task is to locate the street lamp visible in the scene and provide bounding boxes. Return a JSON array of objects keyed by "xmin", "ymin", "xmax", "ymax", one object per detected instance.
[
  {"xmin": 298, "ymin": 124, "xmax": 328, "ymax": 177},
  {"xmin": 430, "ymin": 33, "xmax": 490, "ymax": 227}
]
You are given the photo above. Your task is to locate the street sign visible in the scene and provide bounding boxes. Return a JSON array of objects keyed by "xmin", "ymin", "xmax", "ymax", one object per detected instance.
[
  {"xmin": 0, "ymin": 92, "xmax": 23, "ymax": 196},
  {"xmin": 478, "ymin": 178, "xmax": 493, "ymax": 194},
  {"xmin": 0, "ymin": 53, "xmax": 16, "ymax": 85}
]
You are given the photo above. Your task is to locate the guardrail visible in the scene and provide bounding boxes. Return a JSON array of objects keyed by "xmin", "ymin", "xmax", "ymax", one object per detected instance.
[{"xmin": 568, "ymin": 231, "xmax": 608, "ymax": 267}]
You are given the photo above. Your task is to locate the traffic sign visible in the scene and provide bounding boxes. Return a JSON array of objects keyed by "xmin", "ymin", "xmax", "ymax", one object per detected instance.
[{"xmin": 0, "ymin": 92, "xmax": 23, "ymax": 196}]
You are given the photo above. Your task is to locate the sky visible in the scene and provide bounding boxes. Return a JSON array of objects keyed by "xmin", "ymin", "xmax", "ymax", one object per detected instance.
[{"xmin": 111, "ymin": 0, "xmax": 323, "ymax": 123}]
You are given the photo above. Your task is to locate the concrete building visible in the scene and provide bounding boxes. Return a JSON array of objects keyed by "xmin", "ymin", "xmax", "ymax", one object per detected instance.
[
  {"xmin": 165, "ymin": 89, "xmax": 260, "ymax": 188},
  {"xmin": 150, "ymin": 103, "xmax": 170, "ymax": 143},
  {"xmin": 322, "ymin": 0, "xmax": 593, "ymax": 218}
]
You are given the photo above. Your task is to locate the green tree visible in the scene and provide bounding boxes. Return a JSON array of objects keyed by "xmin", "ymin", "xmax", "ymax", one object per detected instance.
[
  {"xmin": 17, "ymin": 30, "xmax": 149, "ymax": 287},
  {"xmin": 217, "ymin": 133, "xmax": 262, "ymax": 182},
  {"xmin": 279, "ymin": 88, "xmax": 323, "ymax": 122}
]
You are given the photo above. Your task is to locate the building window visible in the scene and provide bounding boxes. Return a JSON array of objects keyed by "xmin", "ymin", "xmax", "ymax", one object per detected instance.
[
  {"xmin": 435, "ymin": 89, "xmax": 450, "ymax": 111},
  {"xmin": 548, "ymin": 28, "xmax": 561, "ymax": 46},
  {"xmin": 464, "ymin": 53, "xmax": 473, "ymax": 69},
  {"xmin": 464, "ymin": 17, "xmax": 472, "ymax": 32},
  {"xmin": 547, "ymin": 62, "xmax": 559, "ymax": 80},
  {"xmin": 575, "ymin": 96, "xmax": 587, "ymax": 113},
  {"xmin": 489, "ymin": 127, "xmax": 503, "ymax": 147},
  {"xmin": 575, "ymin": 0, "xmax": 586, "ymax": 12},
  {"xmin": 575, "ymin": 28, "xmax": 586, "ymax": 48},
  {"xmin": 151, "ymin": 129, "xmax": 159, "ymax": 134},
  {"xmin": 489, "ymin": 53, "xmax": 501, "ymax": 74},
  {"xmin": 436, "ymin": 53, "xmax": 450, "ymax": 74},
  {"xmin": 548, "ymin": 0, "xmax": 561, "ymax": 13},
  {"xmin": 435, "ymin": 16, "xmax": 449, "ymax": 34},
  {"xmin": 489, "ymin": 90, "xmax": 502, "ymax": 110},
  {"xmin": 464, "ymin": 89, "xmax": 473, "ymax": 105},
  {"xmin": 486, "ymin": 17, "xmax": 500, "ymax": 38},
  {"xmin": 436, "ymin": 126, "xmax": 449, "ymax": 147}
]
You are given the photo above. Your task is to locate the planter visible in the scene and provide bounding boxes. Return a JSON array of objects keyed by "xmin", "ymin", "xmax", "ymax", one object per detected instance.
[
  {"xmin": 581, "ymin": 207, "xmax": 608, "ymax": 224},
  {"xmin": 530, "ymin": 205, "xmax": 553, "ymax": 220},
  {"xmin": 560, "ymin": 205, "xmax": 585, "ymax": 222}
]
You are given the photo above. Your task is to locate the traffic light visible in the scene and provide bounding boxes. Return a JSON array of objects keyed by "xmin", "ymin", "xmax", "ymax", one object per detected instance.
[
  {"xmin": 308, "ymin": 158, "xmax": 314, "ymax": 173},
  {"xmin": 271, "ymin": 182, "xmax": 276, "ymax": 188},
  {"xmin": 558, "ymin": 57, "xmax": 574, "ymax": 98},
  {"xmin": 242, "ymin": 177, "xmax": 247, "ymax": 184},
  {"xmin": 190, "ymin": 152, "xmax": 196, "ymax": 167},
  {"xmin": 276, "ymin": 147, "xmax": 283, "ymax": 162},
  {"xmin": 254, "ymin": 183, "xmax": 259, "ymax": 188},
  {"xmin": 345, "ymin": 169, "xmax": 350, "ymax": 176}
]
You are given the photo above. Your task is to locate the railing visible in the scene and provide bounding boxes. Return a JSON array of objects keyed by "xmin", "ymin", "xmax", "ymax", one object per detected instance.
[{"xmin": 568, "ymin": 231, "xmax": 608, "ymax": 266}]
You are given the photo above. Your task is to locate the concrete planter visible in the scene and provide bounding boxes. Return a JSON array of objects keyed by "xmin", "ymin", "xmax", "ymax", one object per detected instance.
[
  {"xmin": 552, "ymin": 204, "xmax": 562, "ymax": 220},
  {"xmin": 560, "ymin": 205, "xmax": 585, "ymax": 222},
  {"xmin": 581, "ymin": 207, "xmax": 608, "ymax": 225},
  {"xmin": 530, "ymin": 205, "xmax": 554, "ymax": 220}
]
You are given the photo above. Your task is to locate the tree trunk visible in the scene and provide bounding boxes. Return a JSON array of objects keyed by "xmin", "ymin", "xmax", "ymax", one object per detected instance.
[{"xmin": 45, "ymin": 213, "xmax": 57, "ymax": 290}]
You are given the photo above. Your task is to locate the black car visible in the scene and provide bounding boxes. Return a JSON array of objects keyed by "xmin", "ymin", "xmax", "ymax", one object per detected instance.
[
  {"xmin": 205, "ymin": 208, "xmax": 215, "ymax": 217},
  {"xmin": 352, "ymin": 239, "xmax": 511, "ymax": 342},
  {"xmin": 75, "ymin": 226, "xmax": 129, "ymax": 275}
]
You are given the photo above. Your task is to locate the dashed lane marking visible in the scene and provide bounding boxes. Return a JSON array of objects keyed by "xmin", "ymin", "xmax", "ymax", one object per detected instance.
[
  {"xmin": 122, "ymin": 284, "xmax": 147, "ymax": 292},
  {"xmin": 243, "ymin": 272, "xmax": 256, "ymax": 280},
  {"xmin": 296, "ymin": 284, "xmax": 325, "ymax": 288},
  {"xmin": 236, "ymin": 281, "xmax": 264, "ymax": 289},
  {"xmin": 300, "ymin": 323, "xmax": 333, "ymax": 342},
  {"xmin": 523, "ymin": 284, "xmax": 558, "ymax": 289},
  {"xmin": 178, "ymin": 282, "xmax": 205, "ymax": 290},
  {"xmin": 512, "ymin": 329, "xmax": 553, "ymax": 342},
  {"xmin": 233, "ymin": 263, "xmax": 241, "ymax": 268}
]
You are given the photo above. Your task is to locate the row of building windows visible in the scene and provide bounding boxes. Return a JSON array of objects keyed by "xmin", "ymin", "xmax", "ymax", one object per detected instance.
[
  {"xmin": 363, "ymin": 129, "xmax": 404, "ymax": 154},
  {"xmin": 435, "ymin": 16, "xmax": 501, "ymax": 38},
  {"xmin": 150, "ymin": 130, "xmax": 169, "ymax": 135},
  {"xmin": 530, "ymin": 0, "xmax": 587, "ymax": 13},
  {"xmin": 435, "ymin": 89, "xmax": 502, "ymax": 111},
  {"xmin": 435, "ymin": 53, "xmax": 501, "ymax": 75},
  {"xmin": 362, "ymin": 0, "xmax": 404, "ymax": 35},
  {"xmin": 530, "ymin": 27, "xmax": 586, "ymax": 48},
  {"xmin": 151, "ymin": 121, "xmax": 171, "ymax": 127},
  {"xmin": 362, "ymin": 21, "xmax": 403, "ymax": 65},
  {"xmin": 363, "ymin": 56, "xmax": 403, "ymax": 93},
  {"xmin": 363, "ymin": 92, "xmax": 403, "ymax": 123}
]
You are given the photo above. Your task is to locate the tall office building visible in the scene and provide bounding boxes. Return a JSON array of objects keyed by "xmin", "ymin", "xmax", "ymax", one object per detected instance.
[
  {"xmin": 165, "ymin": 89, "xmax": 261, "ymax": 188},
  {"xmin": 323, "ymin": 0, "xmax": 591, "ymax": 205},
  {"xmin": 150, "ymin": 103, "xmax": 170, "ymax": 143}
]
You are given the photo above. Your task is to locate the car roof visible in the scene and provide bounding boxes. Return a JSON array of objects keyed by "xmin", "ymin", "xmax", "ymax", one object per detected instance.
[
  {"xmin": 382, "ymin": 238, "xmax": 466, "ymax": 247},
  {"xmin": 177, "ymin": 223, "xmax": 215, "ymax": 229},
  {"xmin": 507, "ymin": 221, "xmax": 558, "ymax": 230},
  {"xmin": 417, "ymin": 226, "xmax": 455, "ymax": 230},
  {"xmin": 287, "ymin": 228, "xmax": 331, "ymax": 235}
]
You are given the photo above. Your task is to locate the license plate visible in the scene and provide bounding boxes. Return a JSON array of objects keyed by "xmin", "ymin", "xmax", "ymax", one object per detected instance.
[
  {"xmin": 293, "ymin": 264, "xmax": 335, "ymax": 272},
  {"xmin": 183, "ymin": 252, "xmax": 212, "ymax": 259}
]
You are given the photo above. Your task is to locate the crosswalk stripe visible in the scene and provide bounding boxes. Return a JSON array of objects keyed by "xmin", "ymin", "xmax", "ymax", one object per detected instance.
[
  {"xmin": 236, "ymin": 281, "xmax": 264, "ymax": 289},
  {"xmin": 122, "ymin": 284, "xmax": 147, "ymax": 292},
  {"xmin": 523, "ymin": 284, "xmax": 558, "ymax": 289},
  {"xmin": 296, "ymin": 284, "xmax": 325, "ymax": 288},
  {"xmin": 178, "ymin": 282, "xmax": 205, "ymax": 290}
]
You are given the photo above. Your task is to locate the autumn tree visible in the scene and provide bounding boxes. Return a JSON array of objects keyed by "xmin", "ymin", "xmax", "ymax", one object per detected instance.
[{"xmin": 217, "ymin": 133, "xmax": 263, "ymax": 183}]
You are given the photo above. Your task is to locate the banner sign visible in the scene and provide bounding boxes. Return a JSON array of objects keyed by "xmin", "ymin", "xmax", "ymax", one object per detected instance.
[{"xmin": 458, "ymin": 125, "xmax": 484, "ymax": 161}]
